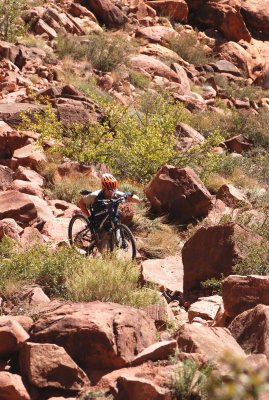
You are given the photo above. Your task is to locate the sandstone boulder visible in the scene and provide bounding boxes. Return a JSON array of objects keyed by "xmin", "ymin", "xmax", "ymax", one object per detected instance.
[
  {"xmin": 12, "ymin": 144, "xmax": 47, "ymax": 171},
  {"xmin": 182, "ymin": 222, "xmax": 259, "ymax": 293},
  {"xmin": 135, "ymin": 26, "xmax": 179, "ymax": 44},
  {"xmin": 131, "ymin": 340, "xmax": 177, "ymax": 366},
  {"xmin": 130, "ymin": 55, "xmax": 182, "ymax": 83},
  {"xmin": 57, "ymin": 161, "xmax": 108, "ymax": 178},
  {"xmin": 19, "ymin": 342, "xmax": 89, "ymax": 390},
  {"xmin": 229, "ymin": 304, "xmax": 269, "ymax": 357},
  {"xmin": 114, "ymin": 375, "xmax": 172, "ymax": 400},
  {"xmin": 241, "ymin": 0, "xmax": 269, "ymax": 36},
  {"xmin": 41, "ymin": 218, "xmax": 70, "ymax": 243},
  {"xmin": 0, "ymin": 190, "xmax": 37, "ymax": 224},
  {"xmin": 0, "ymin": 103, "xmax": 43, "ymax": 128},
  {"xmin": 146, "ymin": 0, "xmax": 188, "ymax": 22},
  {"xmin": 0, "ymin": 317, "xmax": 29, "ymax": 358},
  {"xmin": 30, "ymin": 302, "xmax": 156, "ymax": 370},
  {"xmin": 224, "ymin": 134, "xmax": 253, "ymax": 153},
  {"xmin": 0, "ymin": 166, "xmax": 14, "ymax": 190},
  {"xmin": 223, "ymin": 275, "xmax": 269, "ymax": 318},
  {"xmin": 175, "ymin": 324, "xmax": 245, "ymax": 366},
  {"xmin": 216, "ymin": 184, "xmax": 250, "ymax": 208},
  {"xmin": 8, "ymin": 180, "xmax": 44, "ymax": 198},
  {"xmin": 20, "ymin": 227, "xmax": 44, "ymax": 248},
  {"xmin": 144, "ymin": 165, "xmax": 213, "ymax": 223},
  {"xmin": 84, "ymin": 0, "xmax": 127, "ymax": 28},
  {"xmin": 188, "ymin": 295, "xmax": 222, "ymax": 323},
  {"xmin": 0, "ymin": 218, "xmax": 23, "ymax": 241},
  {"xmin": 0, "ymin": 372, "xmax": 31, "ymax": 400},
  {"xmin": 195, "ymin": 1, "xmax": 251, "ymax": 42},
  {"xmin": 15, "ymin": 166, "xmax": 44, "ymax": 187}
]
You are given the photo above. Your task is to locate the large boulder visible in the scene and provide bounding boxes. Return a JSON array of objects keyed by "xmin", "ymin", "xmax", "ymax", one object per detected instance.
[
  {"xmin": 144, "ymin": 165, "xmax": 213, "ymax": 223},
  {"xmin": 216, "ymin": 184, "xmax": 251, "ymax": 208},
  {"xmin": 19, "ymin": 342, "xmax": 90, "ymax": 390},
  {"xmin": 195, "ymin": 1, "xmax": 251, "ymax": 42},
  {"xmin": 241, "ymin": 0, "xmax": 269, "ymax": 36},
  {"xmin": 130, "ymin": 55, "xmax": 182, "ymax": 83},
  {"xmin": 114, "ymin": 376, "xmax": 172, "ymax": 400},
  {"xmin": 188, "ymin": 295, "xmax": 222, "ymax": 323},
  {"xmin": 84, "ymin": 0, "xmax": 127, "ymax": 28},
  {"xmin": 175, "ymin": 324, "xmax": 245, "ymax": 366},
  {"xmin": 30, "ymin": 301, "xmax": 156, "ymax": 370},
  {"xmin": 0, "ymin": 218, "xmax": 23, "ymax": 241},
  {"xmin": 145, "ymin": 0, "xmax": 188, "ymax": 21},
  {"xmin": 229, "ymin": 304, "xmax": 269, "ymax": 357},
  {"xmin": 222, "ymin": 275, "xmax": 269, "ymax": 318},
  {"xmin": 0, "ymin": 190, "xmax": 37, "ymax": 224},
  {"xmin": 0, "ymin": 317, "xmax": 29, "ymax": 358},
  {"xmin": 12, "ymin": 144, "xmax": 47, "ymax": 171},
  {"xmin": 182, "ymin": 222, "xmax": 259, "ymax": 293},
  {"xmin": 135, "ymin": 26, "xmax": 179, "ymax": 44},
  {"xmin": 0, "ymin": 103, "xmax": 43, "ymax": 128}
]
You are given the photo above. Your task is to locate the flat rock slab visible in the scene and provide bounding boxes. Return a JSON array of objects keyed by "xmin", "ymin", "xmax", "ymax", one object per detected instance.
[{"xmin": 142, "ymin": 255, "xmax": 183, "ymax": 292}]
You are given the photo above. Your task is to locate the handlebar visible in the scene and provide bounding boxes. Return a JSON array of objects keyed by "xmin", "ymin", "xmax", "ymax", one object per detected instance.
[{"xmin": 97, "ymin": 196, "xmax": 126, "ymax": 205}]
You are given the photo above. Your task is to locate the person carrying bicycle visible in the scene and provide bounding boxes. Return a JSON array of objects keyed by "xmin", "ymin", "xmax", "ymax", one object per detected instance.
[{"xmin": 78, "ymin": 173, "xmax": 140, "ymax": 224}]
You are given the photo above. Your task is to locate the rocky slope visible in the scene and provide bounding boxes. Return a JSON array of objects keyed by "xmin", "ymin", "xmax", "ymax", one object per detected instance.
[{"xmin": 1, "ymin": 0, "xmax": 269, "ymax": 399}]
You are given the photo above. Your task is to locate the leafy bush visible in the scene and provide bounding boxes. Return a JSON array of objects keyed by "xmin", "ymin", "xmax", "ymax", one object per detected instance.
[
  {"xmin": 0, "ymin": 239, "xmax": 160, "ymax": 308},
  {"xmin": 167, "ymin": 28, "xmax": 214, "ymax": 66},
  {"xmin": 0, "ymin": 0, "xmax": 26, "ymax": 41},
  {"xmin": 206, "ymin": 351, "xmax": 269, "ymax": 400},
  {"xmin": 233, "ymin": 241, "xmax": 269, "ymax": 276},
  {"xmin": 170, "ymin": 359, "xmax": 212, "ymax": 400},
  {"xmin": 201, "ymin": 277, "xmax": 222, "ymax": 295},
  {"xmin": 128, "ymin": 68, "xmax": 151, "ymax": 89}
]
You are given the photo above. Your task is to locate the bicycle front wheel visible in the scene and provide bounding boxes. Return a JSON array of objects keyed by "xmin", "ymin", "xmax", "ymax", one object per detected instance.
[
  {"xmin": 110, "ymin": 223, "xmax": 136, "ymax": 260},
  {"xmin": 68, "ymin": 214, "xmax": 95, "ymax": 255}
]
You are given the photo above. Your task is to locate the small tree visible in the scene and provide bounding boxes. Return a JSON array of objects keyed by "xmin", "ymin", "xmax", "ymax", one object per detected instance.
[{"xmin": 0, "ymin": 0, "xmax": 26, "ymax": 42}]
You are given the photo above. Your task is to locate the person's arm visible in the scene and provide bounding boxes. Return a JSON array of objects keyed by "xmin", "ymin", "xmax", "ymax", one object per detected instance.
[
  {"xmin": 78, "ymin": 197, "xmax": 90, "ymax": 216},
  {"xmin": 125, "ymin": 192, "xmax": 140, "ymax": 203}
]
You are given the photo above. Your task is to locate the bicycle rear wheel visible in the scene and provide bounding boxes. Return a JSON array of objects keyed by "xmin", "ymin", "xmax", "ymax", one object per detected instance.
[
  {"xmin": 110, "ymin": 223, "xmax": 136, "ymax": 260},
  {"xmin": 68, "ymin": 214, "xmax": 96, "ymax": 255}
]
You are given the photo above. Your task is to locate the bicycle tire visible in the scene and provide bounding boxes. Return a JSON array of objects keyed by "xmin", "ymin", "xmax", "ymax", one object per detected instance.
[
  {"xmin": 68, "ymin": 214, "xmax": 96, "ymax": 255},
  {"xmin": 110, "ymin": 223, "xmax": 136, "ymax": 260}
]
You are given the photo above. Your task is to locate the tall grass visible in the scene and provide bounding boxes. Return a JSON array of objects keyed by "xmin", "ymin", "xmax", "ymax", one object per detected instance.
[{"xmin": 0, "ymin": 239, "xmax": 159, "ymax": 308}]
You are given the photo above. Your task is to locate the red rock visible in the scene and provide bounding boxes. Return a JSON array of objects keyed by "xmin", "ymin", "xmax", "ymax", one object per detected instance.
[
  {"xmin": 0, "ymin": 166, "xmax": 14, "ymax": 190},
  {"xmin": 15, "ymin": 166, "xmax": 44, "ymax": 187},
  {"xmin": 19, "ymin": 342, "xmax": 90, "ymax": 390},
  {"xmin": 57, "ymin": 161, "xmax": 108, "ymax": 178},
  {"xmin": 70, "ymin": 2, "xmax": 97, "ymax": 21},
  {"xmin": 216, "ymin": 184, "xmax": 251, "ymax": 208},
  {"xmin": 188, "ymin": 295, "xmax": 222, "ymax": 323},
  {"xmin": 136, "ymin": 25, "xmax": 178, "ymax": 44},
  {"xmin": 12, "ymin": 144, "xmax": 46, "ymax": 171},
  {"xmin": 0, "ymin": 103, "xmax": 43, "ymax": 128},
  {"xmin": 131, "ymin": 340, "xmax": 177, "ymax": 366},
  {"xmin": 145, "ymin": 0, "xmax": 188, "ymax": 22},
  {"xmin": 182, "ymin": 223, "xmax": 259, "ymax": 293},
  {"xmin": 0, "ymin": 372, "xmax": 31, "ymax": 400},
  {"xmin": 31, "ymin": 301, "xmax": 156, "ymax": 370},
  {"xmin": 229, "ymin": 304, "xmax": 269, "ymax": 357},
  {"xmin": 175, "ymin": 122, "xmax": 204, "ymax": 143},
  {"xmin": 0, "ymin": 317, "xmax": 29, "ymax": 358},
  {"xmin": 144, "ymin": 165, "xmax": 213, "ymax": 223},
  {"xmin": 176, "ymin": 324, "xmax": 245, "ymax": 366},
  {"xmin": 224, "ymin": 134, "xmax": 253, "ymax": 153},
  {"xmin": 0, "ymin": 218, "xmax": 23, "ymax": 241},
  {"xmin": 130, "ymin": 54, "xmax": 182, "ymax": 83},
  {"xmin": 20, "ymin": 227, "xmax": 44, "ymax": 248},
  {"xmin": 140, "ymin": 43, "xmax": 183, "ymax": 63},
  {"xmin": 41, "ymin": 218, "xmax": 70, "ymax": 243},
  {"xmin": 0, "ymin": 190, "xmax": 37, "ymax": 224},
  {"xmin": 84, "ymin": 0, "xmax": 127, "ymax": 28},
  {"xmin": 241, "ymin": 0, "xmax": 269, "ymax": 35},
  {"xmin": 9, "ymin": 179, "xmax": 44, "ymax": 198},
  {"xmin": 35, "ymin": 18, "xmax": 57, "ymax": 40},
  {"xmin": 114, "ymin": 375, "xmax": 172, "ymax": 400},
  {"xmin": 48, "ymin": 200, "xmax": 80, "ymax": 218},
  {"xmin": 222, "ymin": 275, "xmax": 269, "ymax": 318}
]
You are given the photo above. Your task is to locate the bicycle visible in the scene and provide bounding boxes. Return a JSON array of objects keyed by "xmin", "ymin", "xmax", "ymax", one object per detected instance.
[{"xmin": 68, "ymin": 196, "xmax": 136, "ymax": 260}]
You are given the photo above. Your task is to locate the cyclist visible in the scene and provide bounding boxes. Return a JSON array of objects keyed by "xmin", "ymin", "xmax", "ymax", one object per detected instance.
[{"xmin": 78, "ymin": 173, "xmax": 140, "ymax": 222}]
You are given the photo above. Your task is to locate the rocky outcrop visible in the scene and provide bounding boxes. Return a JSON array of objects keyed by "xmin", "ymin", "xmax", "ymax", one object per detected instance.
[
  {"xmin": 84, "ymin": 0, "xmax": 127, "ymax": 28},
  {"xmin": 241, "ymin": 0, "xmax": 269, "ymax": 36},
  {"xmin": 216, "ymin": 184, "xmax": 251, "ymax": 208},
  {"xmin": 146, "ymin": 0, "xmax": 188, "ymax": 22},
  {"xmin": 31, "ymin": 302, "xmax": 156, "ymax": 370},
  {"xmin": 182, "ymin": 223, "xmax": 259, "ymax": 293},
  {"xmin": 144, "ymin": 165, "xmax": 213, "ymax": 223}
]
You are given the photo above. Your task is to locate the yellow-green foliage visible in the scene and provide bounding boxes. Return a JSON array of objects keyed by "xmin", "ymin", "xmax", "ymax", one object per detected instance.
[
  {"xmin": 206, "ymin": 351, "xmax": 269, "ymax": 399},
  {"xmin": 0, "ymin": 239, "xmax": 159, "ymax": 308},
  {"xmin": 21, "ymin": 95, "xmax": 224, "ymax": 183},
  {"xmin": 0, "ymin": 0, "xmax": 27, "ymax": 41}
]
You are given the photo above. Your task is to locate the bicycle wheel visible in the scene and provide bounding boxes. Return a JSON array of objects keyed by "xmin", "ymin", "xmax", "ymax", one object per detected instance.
[
  {"xmin": 68, "ymin": 214, "xmax": 96, "ymax": 255},
  {"xmin": 110, "ymin": 223, "xmax": 136, "ymax": 260}
]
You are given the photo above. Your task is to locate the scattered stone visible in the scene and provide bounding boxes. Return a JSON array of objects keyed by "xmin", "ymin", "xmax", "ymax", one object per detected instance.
[
  {"xmin": 188, "ymin": 295, "xmax": 222, "ymax": 323},
  {"xmin": 131, "ymin": 340, "xmax": 178, "ymax": 366},
  {"xmin": 84, "ymin": 0, "xmax": 127, "ymax": 28},
  {"xmin": 216, "ymin": 184, "xmax": 251, "ymax": 208},
  {"xmin": 0, "ymin": 372, "xmax": 31, "ymax": 400},
  {"xmin": 146, "ymin": 0, "xmax": 188, "ymax": 22},
  {"xmin": 224, "ymin": 134, "xmax": 254, "ymax": 153},
  {"xmin": 0, "ymin": 317, "xmax": 29, "ymax": 358}
]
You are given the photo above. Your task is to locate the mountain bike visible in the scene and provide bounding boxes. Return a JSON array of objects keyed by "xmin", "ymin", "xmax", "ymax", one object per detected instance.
[{"xmin": 68, "ymin": 196, "xmax": 136, "ymax": 260}]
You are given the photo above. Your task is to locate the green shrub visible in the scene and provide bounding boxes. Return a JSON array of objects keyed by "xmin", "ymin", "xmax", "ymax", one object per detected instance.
[
  {"xmin": 56, "ymin": 31, "xmax": 89, "ymax": 60},
  {"xmin": 128, "ymin": 68, "xmax": 151, "ymax": 89},
  {"xmin": 0, "ymin": 0, "xmax": 26, "ymax": 42},
  {"xmin": 0, "ymin": 239, "xmax": 159, "ymax": 308},
  {"xmin": 201, "ymin": 277, "xmax": 222, "ymax": 295},
  {"xmin": 233, "ymin": 241, "xmax": 269, "ymax": 276},
  {"xmin": 167, "ymin": 28, "xmax": 214, "ymax": 66},
  {"xmin": 206, "ymin": 351, "xmax": 269, "ymax": 400},
  {"xmin": 170, "ymin": 359, "xmax": 212, "ymax": 400}
]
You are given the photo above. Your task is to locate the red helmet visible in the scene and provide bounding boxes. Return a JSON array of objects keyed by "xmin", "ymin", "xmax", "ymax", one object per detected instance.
[{"xmin": 101, "ymin": 173, "xmax": 118, "ymax": 191}]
